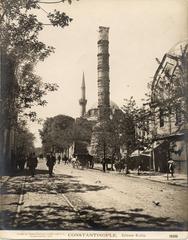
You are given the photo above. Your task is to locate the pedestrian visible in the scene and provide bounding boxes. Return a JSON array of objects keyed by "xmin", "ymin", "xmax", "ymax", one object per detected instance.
[
  {"xmin": 16, "ymin": 154, "xmax": 21, "ymax": 170},
  {"xmin": 58, "ymin": 154, "xmax": 61, "ymax": 164},
  {"xmin": 63, "ymin": 154, "xmax": 68, "ymax": 164},
  {"xmin": 88, "ymin": 155, "xmax": 94, "ymax": 168},
  {"xmin": 102, "ymin": 158, "xmax": 106, "ymax": 172},
  {"xmin": 71, "ymin": 155, "xmax": 77, "ymax": 168},
  {"xmin": 19, "ymin": 154, "xmax": 26, "ymax": 171},
  {"xmin": 46, "ymin": 152, "xmax": 56, "ymax": 177},
  {"xmin": 27, "ymin": 152, "xmax": 38, "ymax": 177},
  {"xmin": 137, "ymin": 164, "xmax": 141, "ymax": 175},
  {"xmin": 167, "ymin": 159, "xmax": 175, "ymax": 178}
]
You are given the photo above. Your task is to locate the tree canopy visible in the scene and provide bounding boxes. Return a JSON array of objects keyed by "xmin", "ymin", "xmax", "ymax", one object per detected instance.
[
  {"xmin": 0, "ymin": 0, "xmax": 74, "ymax": 122},
  {"xmin": 40, "ymin": 115, "xmax": 94, "ymax": 154},
  {"xmin": 0, "ymin": 0, "xmax": 73, "ymax": 61},
  {"xmin": 15, "ymin": 123, "xmax": 35, "ymax": 157},
  {"xmin": 39, "ymin": 115, "xmax": 75, "ymax": 152},
  {"xmin": 74, "ymin": 118, "xmax": 93, "ymax": 143}
]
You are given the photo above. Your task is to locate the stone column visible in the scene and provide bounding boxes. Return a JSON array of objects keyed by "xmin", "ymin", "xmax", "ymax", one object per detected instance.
[{"xmin": 97, "ymin": 26, "xmax": 110, "ymax": 121}]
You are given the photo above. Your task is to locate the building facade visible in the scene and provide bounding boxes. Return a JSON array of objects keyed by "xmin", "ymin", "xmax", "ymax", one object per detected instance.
[{"xmin": 147, "ymin": 41, "xmax": 188, "ymax": 173}]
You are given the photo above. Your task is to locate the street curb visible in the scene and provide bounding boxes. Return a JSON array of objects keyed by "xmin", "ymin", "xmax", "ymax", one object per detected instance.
[
  {"xmin": 57, "ymin": 164, "xmax": 188, "ymax": 188},
  {"xmin": 125, "ymin": 173, "xmax": 188, "ymax": 188},
  {"xmin": 91, "ymin": 166, "xmax": 188, "ymax": 187},
  {"xmin": 13, "ymin": 176, "xmax": 27, "ymax": 227}
]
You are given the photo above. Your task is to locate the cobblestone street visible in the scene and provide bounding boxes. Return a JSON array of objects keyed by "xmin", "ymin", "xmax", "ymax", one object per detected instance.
[{"xmin": 1, "ymin": 159, "xmax": 188, "ymax": 231}]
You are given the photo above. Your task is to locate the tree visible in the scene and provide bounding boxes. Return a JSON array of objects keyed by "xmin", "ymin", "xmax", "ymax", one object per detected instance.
[
  {"xmin": 0, "ymin": 0, "xmax": 73, "ymax": 58},
  {"xmin": 73, "ymin": 118, "xmax": 94, "ymax": 155},
  {"xmin": 16, "ymin": 63, "xmax": 59, "ymax": 122},
  {"xmin": 39, "ymin": 117, "xmax": 54, "ymax": 153},
  {"xmin": 90, "ymin": 118, "xmax": 119, "ymax": 164},
  {"xmin": 39, "ymin": 115, "xmax": 75, "ymax": 153},
  {"xmin": 74, "ymin": 118, "xmax": 93, "ymax": 142},
  {"xmin": 0, "ymin": 0, "xmax": 74, "ymax": 122},
  {"xmin": 0, "ymin": 0, "xmax": 75, "ymax": 172},
  {"xmin": 121, "ymin": 97, "xmax": 144, "ymax": 152},
  {"xmin": 15, "ymin": 123, "xmax": 35, "ymax": 157},
  {"xmin": 120, "ymin": 97, "xmax": 154, "ymax": 172},
  {"xmin": 40, "ymin": 116, "xmax": 95, "ymax": 155}
]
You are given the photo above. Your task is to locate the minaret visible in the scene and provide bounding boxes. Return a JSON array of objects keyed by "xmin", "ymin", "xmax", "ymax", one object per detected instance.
[
  {"xmin": 79, "ymin": 72, "xmax": 87, "ymax": 117},
  {"xmin": 97, "ymin": 26, "xmax": 110, "ymax": 121}
]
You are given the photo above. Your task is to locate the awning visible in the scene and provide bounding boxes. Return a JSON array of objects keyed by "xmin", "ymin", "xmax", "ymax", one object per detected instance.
[
  {"xmin": 141, "ymin": 151, "xmax": 151, "ymax": 157},
  {"xmin": 155, "ymin": 133, "xmax": 184, "ymax": 141},
  {"xmin": 131, "ymin": 140, "xmax": 164, "ymax": 158},
  {"xmin": 130, "ymin": 150, "xmax": 141, "ymax": 157},
  {"xmin": 130, "ymin": 149, "xmax": 150, "ymax": 158}
]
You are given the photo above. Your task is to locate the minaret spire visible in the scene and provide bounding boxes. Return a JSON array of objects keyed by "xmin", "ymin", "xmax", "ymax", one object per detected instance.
[
  {"xmin": 79, "ymin": 72, "xmax": 87, "ymax": 117},
  {"xmin": 81, "ymin": 72, "xmax": 86, "ymax": 99}
]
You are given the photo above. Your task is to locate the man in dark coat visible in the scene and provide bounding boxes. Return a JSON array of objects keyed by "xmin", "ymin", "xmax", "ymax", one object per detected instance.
[
  {"xmin": 63, "ymin": 155, "xmax": 68, "ymax": 164},
  {"xmin": 46, "ymin": 153, "xmax": 56, "ymax": 177},
  {"xmin": 27, "ymin": 152, "xmax": 38, "ymax": 177},
  {"xmin": 57, "ymin": 154, "xmax": 61, "ymax": 164},
  {"xmin": 102, "ymin": 158, "xmax": 106, "ymax": 172}
]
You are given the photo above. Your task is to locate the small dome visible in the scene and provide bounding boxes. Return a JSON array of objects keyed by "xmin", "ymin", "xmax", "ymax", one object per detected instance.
[
  {"xmin": 168, "ymin": 40, "xmax": 188, "ymax": 57},
  {"xmin": 86, "ymin": 100, "xmax": 119, "ymax": 121}
]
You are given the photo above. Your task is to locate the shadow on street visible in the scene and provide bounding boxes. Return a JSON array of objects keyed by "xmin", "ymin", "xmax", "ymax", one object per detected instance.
[
  {"xmin": 1, "ymin": 171, "xmax": 187, "ymax": 231},
  {"xmin": 1, "ymin": 205, "xmax": 187, "ymax": 231}
]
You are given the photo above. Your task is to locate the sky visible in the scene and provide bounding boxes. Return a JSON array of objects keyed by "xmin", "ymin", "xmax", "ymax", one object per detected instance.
[{"xmin": 29, "ymin": 0, "xmax": 188, "ymax": 147}]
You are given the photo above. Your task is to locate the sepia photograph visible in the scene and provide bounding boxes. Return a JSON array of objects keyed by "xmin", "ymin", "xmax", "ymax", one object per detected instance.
[{"xmin": 0, "ymin": 0, "xmax": 188, "ymax": 239}]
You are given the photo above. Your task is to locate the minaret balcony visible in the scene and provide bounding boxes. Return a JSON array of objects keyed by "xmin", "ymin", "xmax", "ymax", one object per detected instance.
[{"xmin": 79, "ymin": 99, "xmax": 87, "ymax": 105}]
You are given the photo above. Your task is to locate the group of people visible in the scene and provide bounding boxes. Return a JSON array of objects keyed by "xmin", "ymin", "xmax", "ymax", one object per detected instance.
[
  {"xmin": 70, "ymin": 155, "xmax": 94, "ymax": 169},
  {"xmin": 27, "ymin": 153, "xmax": 38, "ymax": 177},
  {"xmin": 16, "ymin": 152, "xmax": 176, "ymax": 178},
  {"xmin": 57, "ymin": 154, "xmax": 69, "ymax": 164},
  {"xmin": 16, "ymin": 152, "xmax": 57, "ymax": 177},
  {"xmin": 15, "ymin": 152, "xmax": 38, "ymax": 177},
  {"xmin": 56, "ymin": 154, "xmax": 94, "ymax": 169},
  {"xmin": 46, "ymin": 153, "xmax": 56, "ymax": 177}
]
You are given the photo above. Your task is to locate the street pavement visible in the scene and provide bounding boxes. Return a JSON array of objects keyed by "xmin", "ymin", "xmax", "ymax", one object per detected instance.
[{"xmin": 0, "ymin": 159, "xmax": 188, "ymax": 231}]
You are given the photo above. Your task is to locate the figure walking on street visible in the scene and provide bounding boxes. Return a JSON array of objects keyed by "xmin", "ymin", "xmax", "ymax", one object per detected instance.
[
  {"xmin": 102, "ymin": 158, "xmax": 106, "ymax": 172},
  {"xmin": 167, "ymin": 159, "xmax": 175, "ymax": 179},
  {"xmin": 137, "ymin": 164, "xmax": 141, "ymax": 175},
  {"xmin": 63, "ymin": 155, "xmax": 68, "ymax": 164},
  {"xmin": 27, "ymin": 152, "xmax": 38, "ymax": 177},
  {"xmin": 46, "ymin": 153, "xmax": 56, "ymax": 177},
  {"xmin": 58, "ymin": 154, "xmax": 61, "ymax": 164}
]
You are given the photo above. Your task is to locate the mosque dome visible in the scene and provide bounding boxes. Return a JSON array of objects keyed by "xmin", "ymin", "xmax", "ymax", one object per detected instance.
[{"xmin": 85, "ymin": 100, "xmax": 120, "ymax": 121}]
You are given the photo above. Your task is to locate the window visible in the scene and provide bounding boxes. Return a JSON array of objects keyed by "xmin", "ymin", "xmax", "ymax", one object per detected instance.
[
  {"xmin": 159, "ymin": 108, "xmax": 164, "ymax": 127},
  {"xmin": 175, "ymin": 106, "xmax": 181, "ymax": 125}
]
